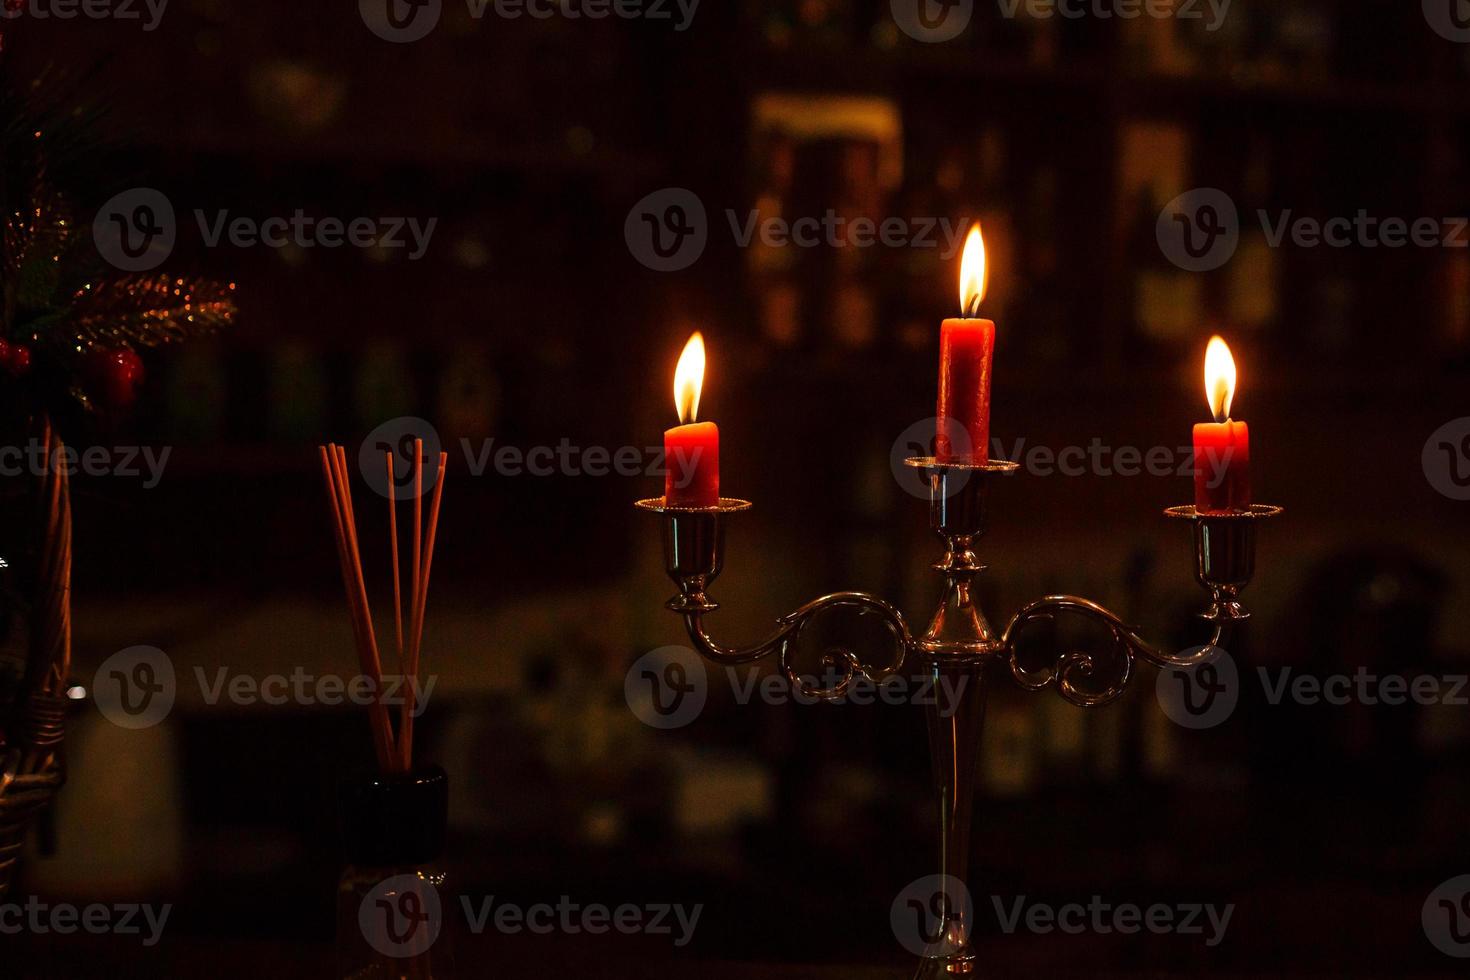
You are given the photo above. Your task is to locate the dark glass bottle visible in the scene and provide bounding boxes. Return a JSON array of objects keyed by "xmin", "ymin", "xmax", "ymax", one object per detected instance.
[{"xmin": 337, "ymin": 766, "xmax": 453, "ymax": 979}]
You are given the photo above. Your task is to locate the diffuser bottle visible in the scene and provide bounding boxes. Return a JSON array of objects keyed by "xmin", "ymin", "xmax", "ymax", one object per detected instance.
[{"xmin": 336, "ymin": 765, "xmax": 453, "ymax": 979}]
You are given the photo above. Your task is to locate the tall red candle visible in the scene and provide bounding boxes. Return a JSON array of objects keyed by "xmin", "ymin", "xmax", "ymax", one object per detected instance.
[
  {"xmin": 664, "ymin": 332, "xmax": 720, "ymax": 507},
  {"xmin": 937, "ymin": 224, "xmax": 994, "ymax": 463},
  {"xmin": 1193, "ymin": 336, "xmax": 1251, "ymax": 513}
]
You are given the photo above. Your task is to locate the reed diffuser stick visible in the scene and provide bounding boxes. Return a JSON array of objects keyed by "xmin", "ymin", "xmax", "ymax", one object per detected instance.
[{"xmin": 320, "ymin": 442, "xmax": 447, "ymax": 775}]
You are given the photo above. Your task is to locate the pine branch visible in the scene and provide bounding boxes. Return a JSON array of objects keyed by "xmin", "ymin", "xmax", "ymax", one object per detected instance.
[{"xmin": 66, "ymin": 274, "xmax": 238, "ymax": 349}]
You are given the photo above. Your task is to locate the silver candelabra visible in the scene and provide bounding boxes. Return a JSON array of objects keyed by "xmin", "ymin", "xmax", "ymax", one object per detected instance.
[{"xmin": 638, "ymin": 456, "xmax": 1280, "ymax": 977}]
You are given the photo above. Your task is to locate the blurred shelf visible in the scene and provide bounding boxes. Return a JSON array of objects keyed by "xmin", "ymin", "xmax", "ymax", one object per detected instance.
[{"xmin": 137, "ymin": 127, "xmax": 664, "ymax": 180}]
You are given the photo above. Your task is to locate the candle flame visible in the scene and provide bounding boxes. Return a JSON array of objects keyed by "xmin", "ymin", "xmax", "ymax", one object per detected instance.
[
  {"xmin": 1204, "ymin": 335, "xmax": 1237, "ymax": 423},
  {"xmin": 959, "ymin": 222, "xmax": 988, "ymax": 318},
  {"xmin": 673, "ymin": 331, "xmax": 706, "ymax": 424}
]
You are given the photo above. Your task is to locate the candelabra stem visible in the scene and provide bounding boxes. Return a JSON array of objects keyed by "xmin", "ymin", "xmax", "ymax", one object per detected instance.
[{"xmin": 915, "ymin": 660, "xmax": 988, "ymax": 979}]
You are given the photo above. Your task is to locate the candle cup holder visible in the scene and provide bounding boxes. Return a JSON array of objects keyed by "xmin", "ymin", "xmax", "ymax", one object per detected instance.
[
  {"xmin": 1166, "ymin": 504, "xmax": 1284, "ymax": 623},
  {"xmin": 635, "ymin": 498, "xmax": 752, "ymax": 614},
  {"xmin": 637, "ymin": 465, "xmax": 1281, "ymax": 977}
]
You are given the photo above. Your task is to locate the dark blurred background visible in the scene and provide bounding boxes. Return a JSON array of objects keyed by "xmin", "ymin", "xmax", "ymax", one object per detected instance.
[{"xmin": 7, "ymin": 0, "xmax": 1470, "ymax": 975}]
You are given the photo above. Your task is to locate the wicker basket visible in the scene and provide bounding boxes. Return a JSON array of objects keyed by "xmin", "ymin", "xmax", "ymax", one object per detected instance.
[{"xmin": 0, "ymin": 754, "xmax": 64, "ymax": 896}]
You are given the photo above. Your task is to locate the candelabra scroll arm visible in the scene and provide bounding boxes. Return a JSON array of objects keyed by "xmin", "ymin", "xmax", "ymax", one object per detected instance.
[
  {"xmin": 1001, "ymin": 595, "xmax": 1229, "ymax": 708},
  {"xmin": 683, "ymin": 591, "xmax": 912, "ymax": 701}
]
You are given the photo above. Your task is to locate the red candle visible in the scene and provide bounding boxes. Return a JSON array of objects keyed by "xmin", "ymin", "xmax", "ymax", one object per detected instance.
[
  {"xmin": 937, "ymin": 224, "xmax": 994, "ymax": 463},
  {"xmin": 664, "ymin": 332, "xmax": 720, "ymax": 507},
  {"xmin": 1193, "ymin": 336, "xmax": 1251, "ymax": 513}
]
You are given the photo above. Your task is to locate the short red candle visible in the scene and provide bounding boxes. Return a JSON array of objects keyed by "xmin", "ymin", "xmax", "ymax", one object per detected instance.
[
  {"xmin": 665, "ymin": 421, "xmax": 719, "ymax": 507},
  {"xmin": 664, "ymin": 331, "xmax": 719, "ymax": 507},
  {"xmin": 1193, "ymin": 336, "xmax": 1251, "ymax": 514},
  {"xmin": 937, "ymin": 317, "xmax": 994, "ymax": 463},
  {"xmin": 936, "ymin": 223, "xmax": 994, "ymax": 463},
  {"xmin": 1193, "ymin": 420, "xmax": 1250, "ymax": 513}
]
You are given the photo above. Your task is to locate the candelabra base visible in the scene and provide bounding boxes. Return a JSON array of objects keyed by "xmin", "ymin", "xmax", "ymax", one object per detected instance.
[{"xmin": 913, "ymin": 951, "xmax": 976, "ymax": 978}]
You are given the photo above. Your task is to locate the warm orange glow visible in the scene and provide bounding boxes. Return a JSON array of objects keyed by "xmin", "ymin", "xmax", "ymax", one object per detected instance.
[
  {"xmin": 673, "ymin": 331, "xmax": 706, "ymax": 424},
  {"xmin": 1204, "ymin": 335, "xmax": 1237, "ymax": 422},
  {"xmin": 959, "ymin": 222, "xmax": 988, "ymax": 318}
]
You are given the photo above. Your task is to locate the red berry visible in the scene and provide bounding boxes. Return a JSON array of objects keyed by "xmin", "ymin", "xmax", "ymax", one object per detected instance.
[
  {"xmin": 88, "ymin": 348, "xmax": 145, "ymax": 408},
  {"xmin": 0, "ymin": 340, "xmax": 29, "ymax": 376}
]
